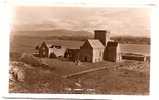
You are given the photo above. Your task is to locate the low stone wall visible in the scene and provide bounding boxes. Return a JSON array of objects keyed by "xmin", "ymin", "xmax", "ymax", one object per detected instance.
[{"xmin": 122, "ymin": 55, "xmax": 146, "ymax": 61}]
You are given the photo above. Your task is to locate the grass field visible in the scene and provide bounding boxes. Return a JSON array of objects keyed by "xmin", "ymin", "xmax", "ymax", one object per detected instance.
[
  {"xmin": 9, "ymin": 58, "xmax": 149, "ymax": 94},
  {"xmin": 9, "ymin": 35, "xmax": 150, "ymax": 94}
]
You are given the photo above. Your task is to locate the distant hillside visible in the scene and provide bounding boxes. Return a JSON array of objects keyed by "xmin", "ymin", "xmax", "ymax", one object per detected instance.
[
  {"xmin": 11, "ymin": 29, "xmax": 150, "ymax": 44},
  {"xmin": 11, "ymin": 29, "xmax": 93, "ymax": 38},
  {"xmin": 111, "ymin": 36, "xmax": 150, "ymax": 45}
]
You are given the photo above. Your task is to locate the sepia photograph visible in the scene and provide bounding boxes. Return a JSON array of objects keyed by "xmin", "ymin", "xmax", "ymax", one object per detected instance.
[{"xmin": 9, "ymin": 6, "xmax": 150, "ymax": 95}]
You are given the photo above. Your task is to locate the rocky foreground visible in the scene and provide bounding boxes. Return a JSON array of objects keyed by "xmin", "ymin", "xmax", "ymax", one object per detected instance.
[{"xmin": 9, "ymin": 53, "xmax": 150, "ymax": 94}]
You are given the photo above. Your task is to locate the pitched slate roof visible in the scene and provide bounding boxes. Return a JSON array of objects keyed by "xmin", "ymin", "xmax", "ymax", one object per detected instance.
[
  {"xmin": 87, "ymin": 39, "xmax": 105, "ymax": 49},
  {"xmin": 49, "ymin": 47, "xmax": 66, "ymax": 57}
]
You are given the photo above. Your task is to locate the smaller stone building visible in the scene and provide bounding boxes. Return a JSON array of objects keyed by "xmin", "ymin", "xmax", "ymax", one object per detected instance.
[
  {"xmin": 80, "ymin": 39, "xmax": 105, "ymax": 63},
  {"xmin": 38, "ymin": 41, "xmax": 66, "ymax": 58},
  {"xmin": 105, "ymin": 41, "xmax": 121, "ymax": 62},
  {"xmin": 64, "ymin": 49, "xmax": 80, "ymax": 61},
  {"xmin": 39, "ymin": 41, "xmax": 49, "ymax": 57}
]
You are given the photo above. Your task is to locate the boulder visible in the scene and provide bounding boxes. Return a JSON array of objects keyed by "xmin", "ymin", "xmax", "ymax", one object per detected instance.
[{"xmin": 9, "ymin": 61, "xmax": 40, "ymax": 82}]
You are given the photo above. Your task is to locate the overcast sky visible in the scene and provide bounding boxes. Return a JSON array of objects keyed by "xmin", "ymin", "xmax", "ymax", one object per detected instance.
[{"xmin": 12, "ymin": 7, "xmax": 151, "ymax": 37}]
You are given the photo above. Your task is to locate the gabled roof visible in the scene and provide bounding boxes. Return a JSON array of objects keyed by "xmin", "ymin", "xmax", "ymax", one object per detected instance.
[
  {"xmin": 49, "ymin": 47, "xmax": 66, "ymax": 57},
  {"xmin": 46, "ymin": 44, "xmax": 53, "ymax": 48},
  {"xmin": 87, "ymin": 39, "xmax": 105, "ymax": 49}
]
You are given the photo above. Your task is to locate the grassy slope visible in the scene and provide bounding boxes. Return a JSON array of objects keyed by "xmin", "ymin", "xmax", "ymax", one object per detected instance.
[
  {"xmin": 10, "ymin": 57, "xmax": 149, "ymax": 94},
  {"xmin": 42, "ymin": 58, "xmax": 149, "ymax": 94}
]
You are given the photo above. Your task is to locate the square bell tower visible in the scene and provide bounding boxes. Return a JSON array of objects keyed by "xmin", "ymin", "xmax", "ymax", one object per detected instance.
[{"xmin": 94, "ymin": 30, "xmax": 110, "ymax": 46}]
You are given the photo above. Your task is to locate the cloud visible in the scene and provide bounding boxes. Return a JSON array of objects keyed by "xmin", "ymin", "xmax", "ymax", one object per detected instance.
[{"xmin": 13, "ymin": 7, "xmax": 150, "ymax": 37}]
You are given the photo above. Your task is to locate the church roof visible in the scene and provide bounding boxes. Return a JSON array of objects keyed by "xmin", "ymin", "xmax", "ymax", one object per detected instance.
[{"xmin": 87, "ymin": 39, "xmax": 105, "ymax": 49}]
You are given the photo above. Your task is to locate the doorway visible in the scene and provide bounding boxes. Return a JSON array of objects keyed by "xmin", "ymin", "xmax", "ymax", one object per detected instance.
[{"xmin": 84, "ymin": 56, "xmax": 88, "ymax": 62}]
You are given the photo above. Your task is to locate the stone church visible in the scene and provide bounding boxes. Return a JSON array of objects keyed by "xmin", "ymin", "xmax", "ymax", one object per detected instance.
[{"xmin": 80, "ymin": 30, "xmax": 121, "ymax": 63}]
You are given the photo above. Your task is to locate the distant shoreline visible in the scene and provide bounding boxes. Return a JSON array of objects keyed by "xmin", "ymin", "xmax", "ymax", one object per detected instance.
[{"xmin": 11, "ymin": 34, "xmax": 150, "ymax": 45}]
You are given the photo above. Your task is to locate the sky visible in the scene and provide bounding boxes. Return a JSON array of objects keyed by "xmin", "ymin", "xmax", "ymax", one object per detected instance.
[{"xmin": 12, "ymin": 6, "xmax": 151, "ymax": 37}]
